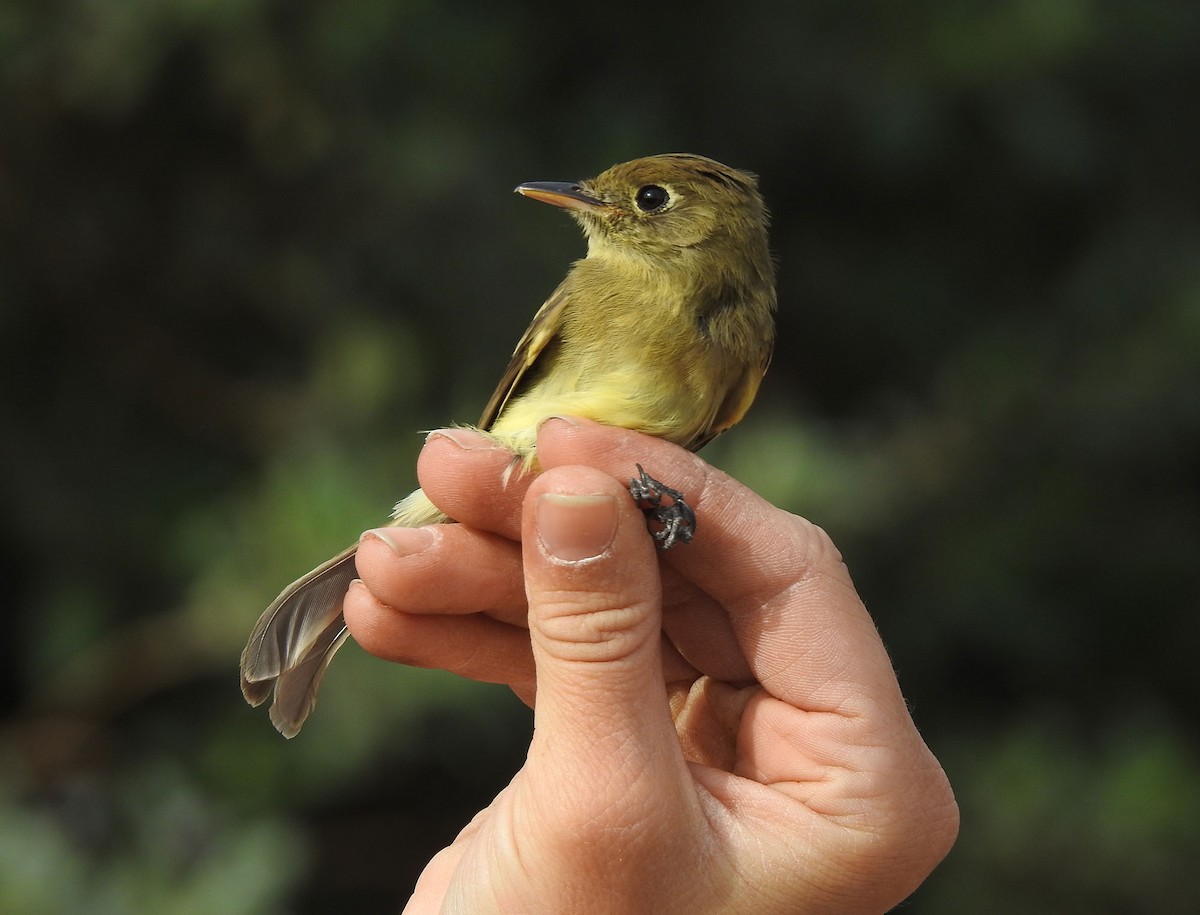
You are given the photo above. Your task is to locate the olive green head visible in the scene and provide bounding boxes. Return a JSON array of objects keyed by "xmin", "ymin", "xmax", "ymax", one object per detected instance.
[{"xmin": 515, "ymin": 153, "xmax": 772, "ymax": 271}]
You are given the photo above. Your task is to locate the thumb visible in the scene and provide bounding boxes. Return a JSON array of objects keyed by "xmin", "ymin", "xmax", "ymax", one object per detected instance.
[{"xmin": 521, "ymin": 465, "xmax": 684, "ymax": 786}]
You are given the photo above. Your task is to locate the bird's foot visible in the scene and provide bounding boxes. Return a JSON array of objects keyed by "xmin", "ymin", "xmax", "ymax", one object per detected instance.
[{"xmin": 629, "ymin": 464, "xmax": 695, "ymax": 550}]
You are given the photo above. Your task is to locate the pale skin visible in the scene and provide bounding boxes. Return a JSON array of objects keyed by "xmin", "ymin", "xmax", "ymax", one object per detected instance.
[{"xmin": 343, "ymin": 418, "xmax": 959, "ymax": 914}]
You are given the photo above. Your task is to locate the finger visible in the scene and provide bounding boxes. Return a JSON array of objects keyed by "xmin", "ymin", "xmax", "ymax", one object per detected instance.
[
  {"xmin": 661, "ymin": 565, "xmax": 754, "ymax": 683},
  {"xmin": 520, "ymin": 466, "xmax": 698, "ymax": 820},
  {"xmin": 354, "ymin": 523, "xmax": 527, "ymax": 626},
  {"xmin": 409, "ymin": 429, "xmax": 744, "ymax": 675},
  {"xmin": 344, "ymin": 579, "xmax": 536, "ymax": 696},
  {"xmin": 415, "ymin": 428, "xmax": 536, "ymax": 540},
  {"xmin": 536, "ymin": 418, "xmax": 905, "ymax": 716},
  {"xmin": 350, "ymin": 521, "xmax": 698, "ymax": 695}
]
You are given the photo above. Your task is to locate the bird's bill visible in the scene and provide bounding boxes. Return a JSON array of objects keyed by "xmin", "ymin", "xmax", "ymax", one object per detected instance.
[{"xmin": 514, "ymin": 181, "xmax": 610, "ymax": 213}]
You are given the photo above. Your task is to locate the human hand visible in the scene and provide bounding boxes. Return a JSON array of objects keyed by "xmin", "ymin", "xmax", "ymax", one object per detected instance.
[{"xmin": 345, "ymin": 418, "xmax": 959, "ymax": 914}]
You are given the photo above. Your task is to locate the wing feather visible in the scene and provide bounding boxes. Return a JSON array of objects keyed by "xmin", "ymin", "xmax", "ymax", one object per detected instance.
[
  {"xmin": 688, "ymin": 339, "xmax": 773, "ymax": 452},
  {"xmin": 477, "ymin": 281, "xmax": 572, "ymax": 430}
]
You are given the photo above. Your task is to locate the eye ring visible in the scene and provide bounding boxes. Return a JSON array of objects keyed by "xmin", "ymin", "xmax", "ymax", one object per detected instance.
[{"xmin": 634, "ymin": 184, "xmax": 670, "ymax": 212}]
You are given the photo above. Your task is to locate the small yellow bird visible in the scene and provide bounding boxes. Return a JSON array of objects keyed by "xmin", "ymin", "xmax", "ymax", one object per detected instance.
[{"xmin": 241, "ymin": 153, "xmax": 777, "ymax": 737}]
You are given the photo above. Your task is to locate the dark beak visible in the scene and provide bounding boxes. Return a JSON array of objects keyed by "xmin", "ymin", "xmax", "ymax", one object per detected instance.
[{"xmin": 514, "ymin": 181, "xmax": 609, "ymax": 214}]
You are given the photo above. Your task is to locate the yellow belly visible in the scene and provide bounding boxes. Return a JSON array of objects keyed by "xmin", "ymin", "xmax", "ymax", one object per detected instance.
[{"xmin": 486, "ymin": 355, "xmax": 726, "ymax": 459}]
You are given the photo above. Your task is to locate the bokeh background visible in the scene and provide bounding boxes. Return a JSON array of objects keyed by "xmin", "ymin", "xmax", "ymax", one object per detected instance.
[{"xmin": 2, "ymin": 1, "xmax": 1198, "ymax": 911}]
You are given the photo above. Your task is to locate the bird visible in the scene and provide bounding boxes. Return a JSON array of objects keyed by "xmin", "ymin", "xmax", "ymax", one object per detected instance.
[{"xmin": 240, "ymin": 153, "xmax": 777, "ymax": 737}]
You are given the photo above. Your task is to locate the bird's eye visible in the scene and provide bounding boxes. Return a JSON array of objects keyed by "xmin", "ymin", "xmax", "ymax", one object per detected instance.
[{"xmin": 634, "ymin": 185, "xmax": 670, "ymax": 212}]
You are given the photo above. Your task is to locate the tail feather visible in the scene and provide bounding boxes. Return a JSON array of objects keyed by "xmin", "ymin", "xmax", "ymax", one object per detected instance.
[
  {"xmin": 241, "ymin": 486, "xmax": 449, "ymax": 737},
  {"xmin": 239, "ymin": 548, "xmax": 359, "ymax": 734},
  {"xmin": 268, "ymin": 620, "xmax": 352, "ymax": 739}
]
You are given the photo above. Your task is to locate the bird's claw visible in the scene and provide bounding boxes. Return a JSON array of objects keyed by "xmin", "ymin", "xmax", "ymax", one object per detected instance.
[{"xmin": 629, "ymin": 464, "xmax": 695, "ymax": 550}]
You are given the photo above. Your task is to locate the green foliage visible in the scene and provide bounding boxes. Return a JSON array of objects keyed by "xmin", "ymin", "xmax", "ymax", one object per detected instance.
[
  {"xmin": 0, "ymin": 764, "xmax": 306, "ymax": 915},
  {"xmin": 927, "ymin": 718, "xmax": 1200, "ymax": 914},
  {"xmin": 2, "ymin": 0, "xmax": 1198, "ymax": 910}
]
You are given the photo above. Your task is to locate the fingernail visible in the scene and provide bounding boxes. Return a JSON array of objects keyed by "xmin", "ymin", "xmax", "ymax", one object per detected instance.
[
  {"xmin": 425, "ymin": 427, "xmax": 494, "ymax": 450},
  {"xmin": 536, "ymin": 493, "xmax": 618, "ymax": 562},
  {"xmin": 537, "ymin": 415, "xmax": 581, "ymax": 433},
  {"xmin": 360, "ymin": 526, "xmax": 435, "ymax": 555}
]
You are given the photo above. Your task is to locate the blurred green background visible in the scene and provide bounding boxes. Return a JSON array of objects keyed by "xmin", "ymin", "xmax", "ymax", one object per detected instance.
[{"xmin": 2, "ymin": 0, "xmax": 1198, "ymax": 911}]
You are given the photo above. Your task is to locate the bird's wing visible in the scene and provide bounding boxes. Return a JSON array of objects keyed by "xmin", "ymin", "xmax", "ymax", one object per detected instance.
[
  {"xmin": 688, "ymin": 338, "xmax": 774, "ymax": 452},
  {"xmin": 477, "ymin": 280, "xmax": 571, "ymax": 430}
]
